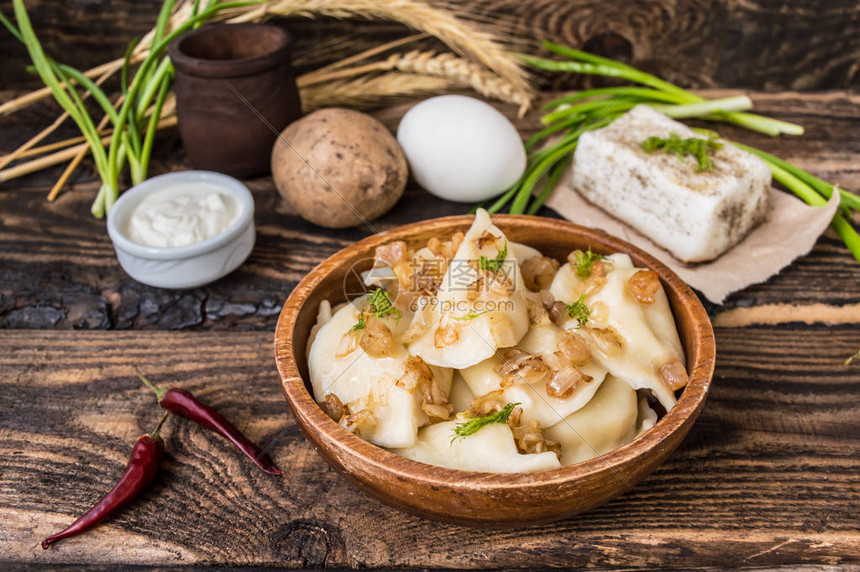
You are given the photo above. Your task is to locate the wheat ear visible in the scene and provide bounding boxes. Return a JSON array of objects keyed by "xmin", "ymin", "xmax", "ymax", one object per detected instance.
[
  {"xmin": 300, "ymin": 73, "xmax": 453, "ymax": 111},
  {"xmin": 300, "ymin": 50, "xmax": 530, "ymax": 114},
  {"xmin": 220, "ymin": 0, "xmax": 531, "ymax": 95}
]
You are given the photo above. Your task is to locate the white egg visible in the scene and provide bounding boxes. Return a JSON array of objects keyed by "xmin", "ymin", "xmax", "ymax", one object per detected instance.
[{"xmin": 396, "ymin": 95, "xmax": 526, "ymax": 203}]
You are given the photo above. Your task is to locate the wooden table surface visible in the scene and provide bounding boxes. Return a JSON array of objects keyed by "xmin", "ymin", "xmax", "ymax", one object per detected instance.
[{"xmin": 1, "ymin": 91, "xmax": 859, "ymax": 570}]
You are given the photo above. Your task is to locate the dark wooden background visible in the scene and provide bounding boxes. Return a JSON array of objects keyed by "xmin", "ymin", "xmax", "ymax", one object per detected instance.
[
  {"xmin": 1, "ymin": 0, "xmax": 859, "ymax": 570},
  {"xmin": 2, "ymin": 0, "xmax": 860, "ymax": 93}
]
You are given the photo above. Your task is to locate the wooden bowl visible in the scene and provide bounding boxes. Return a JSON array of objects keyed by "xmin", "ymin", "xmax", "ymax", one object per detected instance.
[{"xmin": 274, "ymin": 215, "xmax": 715, "ymax": 526}]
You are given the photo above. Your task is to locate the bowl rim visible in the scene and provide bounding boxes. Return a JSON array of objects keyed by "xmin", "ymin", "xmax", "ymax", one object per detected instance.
[
  {"xmin": 275, "ymin": 214, "xmax": 715, "ymax": 489},
  {"xmin": 107, "ymin": 170, "xmax": 255, "ymax": 260}
]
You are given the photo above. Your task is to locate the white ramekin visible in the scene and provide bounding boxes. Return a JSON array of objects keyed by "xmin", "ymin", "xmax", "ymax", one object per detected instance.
[{"xmin": 107, "ymin": 171, "xmax": 256, "ymax": 289}]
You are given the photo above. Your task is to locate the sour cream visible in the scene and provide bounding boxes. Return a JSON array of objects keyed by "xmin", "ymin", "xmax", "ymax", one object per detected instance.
[{"xmin": 125, "ymin": 183, "xmax": 239, "ymax": 248}]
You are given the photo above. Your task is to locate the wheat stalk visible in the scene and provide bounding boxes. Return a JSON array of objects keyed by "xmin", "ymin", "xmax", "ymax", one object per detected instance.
[
  {"xmin": 392, "ymin": 51, "xmax": 530, "ymax": 109},
  {"xmin": 0, "ymin": 0, "xmax": 533, "ymax": 187},
  {"xmin": 1, "ymin": 0, "xmax": 529, "ymax": 116},
  {"xmin": 217, "ymin": 0, "xmax": 531, "ymax": 95},
  {"xmin": 300, "ymin": 73, "xmax": 454, "ymax": 110},
  {"xmin": 302, "ymin": 50, "xmax": 530, "ymax": 114},
  {"xmin": 0, "ymin": 0, "xmax": 193, "ymax": 116}
]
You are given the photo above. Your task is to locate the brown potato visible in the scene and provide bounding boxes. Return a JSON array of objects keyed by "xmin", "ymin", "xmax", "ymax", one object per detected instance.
[{"xmin": 271, "ymin": 108, "xmax": 408, "ymax": 228}]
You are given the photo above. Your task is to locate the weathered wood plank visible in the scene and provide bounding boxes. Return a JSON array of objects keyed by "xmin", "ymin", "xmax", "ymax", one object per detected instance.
[
  {"xmin": 1, "ymin": 91, "xmax": 858, "ymax": 330},
  {"xmin": 1, "ymin": 0, "xmax": 859, "ymax": 92},
  {"xmin": 0, "ymin": 326, "xmax": 858, "ymax": 569}
]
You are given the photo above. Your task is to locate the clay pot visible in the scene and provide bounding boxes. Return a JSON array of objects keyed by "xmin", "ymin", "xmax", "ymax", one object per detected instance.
[{"xmin": 168, "ymin": 23, "xmax": 302, "ymax": 178}]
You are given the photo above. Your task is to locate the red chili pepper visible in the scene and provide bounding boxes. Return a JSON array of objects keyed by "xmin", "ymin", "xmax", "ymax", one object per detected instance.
[
  {"xmin": 42, "ymin": 413, "xmax": 168, "ymax": 549},
  {"xmin": 136, "ymin": 369, "xmax": 281, "ymax": 476}
]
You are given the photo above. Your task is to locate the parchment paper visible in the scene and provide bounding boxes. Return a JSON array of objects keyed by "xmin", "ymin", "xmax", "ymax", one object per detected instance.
[{"xmin": 546, "ymin": 168, "xmax": 840, "ymax": 304}]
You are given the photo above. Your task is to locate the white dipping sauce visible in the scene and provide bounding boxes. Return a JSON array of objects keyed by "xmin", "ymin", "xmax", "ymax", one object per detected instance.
[{"xmin": 125, "ymin": 183, "xmax": 239, "ymax": 248}]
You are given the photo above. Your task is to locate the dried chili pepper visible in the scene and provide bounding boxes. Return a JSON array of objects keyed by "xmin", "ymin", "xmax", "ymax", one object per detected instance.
[
  {"xmin": 41, "ymin": 412, "xmax": 168, "ymax": 549},
  {"xmin": 136, "ymin": 368, "xmax": 281, "ymax": 476}
]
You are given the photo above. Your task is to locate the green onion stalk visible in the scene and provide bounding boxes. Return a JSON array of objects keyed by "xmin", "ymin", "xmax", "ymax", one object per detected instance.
[
  {"xmin": 2, "ymin": 0, "xmax": 261, "ymax": 218},
  {"xmin": 485, "ymin": 40, "xmax": 860, "ymax": 263}
]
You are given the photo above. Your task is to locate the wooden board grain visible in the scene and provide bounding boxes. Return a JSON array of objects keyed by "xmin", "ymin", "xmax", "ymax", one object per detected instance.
[
  {"xmin": 0, "ymin": 327, "xmax": 857, "ymax": 569},
  {"xmin": 1, "ymin": 91, "xmax": 858, "ymax": 331},
  {"xmin": 1, "ymin": 0, "xmax": 859, "ymax": 93}
]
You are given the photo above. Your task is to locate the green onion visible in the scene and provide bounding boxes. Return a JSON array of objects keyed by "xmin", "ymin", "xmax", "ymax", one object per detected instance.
[
  {"xmin": 5, "ymin": 0, "xmax": 262, "ymax": 217},
  {"xmin": 542, "ymin": 86, "xmax": 686, "ymax": 110},
  {"xmin": 481, "ymin": 40, "xmax": 858, "ymax": 264},
  {"xmin": 527, "ymin": 156, "xmax": 569, "ymax": 215},
  {"xmin": 730, "ymin": 141, "xmax": 860, "ymax": 212}
]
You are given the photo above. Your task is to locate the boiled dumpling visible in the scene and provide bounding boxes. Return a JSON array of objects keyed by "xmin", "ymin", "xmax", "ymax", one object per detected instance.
[
  {"xmin": 408, "ymin": 208, "xmax": 530, "ymax": 369},
  {"xmin": 509, "ymin": 241, "xmax": 542, "ymax": 262},
  {"xmin": 391, "ymin": 419, "xmax": 561, "ymax": 473},
  {"xmin": 549, "ymin": 253, "xmax": 686, "ymax": 410},
  {"xmin": 308, "ymin": 211, "xmax": 693, "ymax": 474},
  {"xmin": 308, "ymin": 294, "xmax": 453, "ymax": 448},
  {"xmin": 459, "ymin": 323, "xmax": 608, "ymax": 427},
  {"xmin": 448, "ymin": 371, "xmax": 476, "ymax": 413},
  {"xmin": 543, "ymin": 375, "xmax": 639, "ymax": 466},
  {"xmin": 637, "ymin": 393, "xmax": 658, "ymax": 433}
]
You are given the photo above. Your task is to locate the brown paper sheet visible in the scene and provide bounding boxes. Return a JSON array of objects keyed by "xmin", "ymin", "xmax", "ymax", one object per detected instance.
[{"xmin": 546, "ymin": 170, "xmax": 840, "ymax": 304}]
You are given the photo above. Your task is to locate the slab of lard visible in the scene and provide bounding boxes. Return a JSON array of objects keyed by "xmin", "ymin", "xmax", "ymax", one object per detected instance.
[{"xmin": 572, "ymin": 105, "xmax": 770, "ymax": 262}]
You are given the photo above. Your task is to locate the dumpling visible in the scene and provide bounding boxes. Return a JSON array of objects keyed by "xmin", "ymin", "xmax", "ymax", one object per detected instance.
[
  {"xmin": 637, "ymin": 393, "xmax": 658, "ymax": 433},
  {"xmin": 408, "ymin": 208, "xmax": 531, "ymax": 369},
  {"xmin": 543, "ymin": 375, "xmax": 640, "ymax": 466},
  {"xmin": 308, "ymin": 294, "xmax": 453, "ymax": 448},
  {"xmin": 391, "ymin": 419, "xmax": 561, "ymax": 473},
  {"xmin": 509, "ymin": 241, "xmax": 542, "ymax": 262},
  {"xmin": 459, "ymin": 323, "xmax": 608, "ymax": 427},
  {"xmin": 549, "ymin": 252, "xmax": 686, "ymax": 410},
  {"xmin": 448, "ymin": 371, "xmax": 476, "ymax": 413}
]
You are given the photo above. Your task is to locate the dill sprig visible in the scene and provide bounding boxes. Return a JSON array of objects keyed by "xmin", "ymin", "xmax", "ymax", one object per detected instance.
[
  {"xmin": 565, "ymin": 295, "xmax": 591, "ymax": 326},
  {"xmin": 450, "ymin": 403, "xmax": 520, "ymax": 442},
  {"xmin": 454, "ymin": 310, "xmax": 487, "ymax": 321},
  {"xmin": 367, "ymin": 288, "xmax": 402, "ymax": 320},
  {"xmin": 479, "ymin": 241, "xmax": 508, "ymax": 272},
  {"xmin": 640, "ymin": 132, "xmax": 723, "ymax": 172},
  {"xmin": 573, "ymin": 248, "xmax": 604, "ymax": 278},
  {"xmin": 350, "ymin": 313, "xmax": 366, "ymax": 331}
]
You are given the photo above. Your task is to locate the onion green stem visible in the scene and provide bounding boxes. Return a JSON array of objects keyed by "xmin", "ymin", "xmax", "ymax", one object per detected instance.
[
  {"xmin": 486, "ymin": 40, "xmax": 858, "ymax": 263},
  {"xmin": 139, "ymin": 65, "xmax": 174, "ymax": 178},
  {"xmin": 7, "ymin": 0, "xmax": 261, "ymax": 217},
  {"xmin": 767, "ymin": 162, "xmax": 860, "ymax": 262},
  {"xmin": 519, "ymin": 53, "xmax": 693, "ymax": 101},
  {"xmin": 654, "ymin": 95, "xmax": 752, "ymax": 118},
  {"xmin": 11, "ymin": 0, "xmax": 111, "ymax": 191},
  {"xmin": 542, "ymin": 86, "xmax": 686, "ymax": 110},
  {"xmin": 527, "ymin": 155, "xmax": 570, "ymax": 215},
  {"xmin": 731, "ymin": 141, "xmax": 860, "ymax": 211},
  {"xmin": 526, "ymin": 113, "xmax": 585, "ymax": 149},
  {"xmin": 485, "ymin": 184, "xmax": 520, "ymax": 214},
  {"xmin": 136, "ymin": 57, "xmax": 173, "ymax": 119},
  {"xmin": 832, "ymin": 215, "xmax": 860, "ymax": 263},
  {"xmin": 55, "ymin": 64, "xmax": 119, "ymax": 125},
  {"xmin": 542, "ymin": 40, "xmax": 637, "ymax": 71},
  {"xmin": 106, "ymin": 1, "xmax": 261, "ymax": 210},
  {"xmin": 542, "ymin": 98, "xmax": 638, "ymax": 125},
  {"xmin": 521, "ymin": 45, "xmax": 805, "ymax": 137}
]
